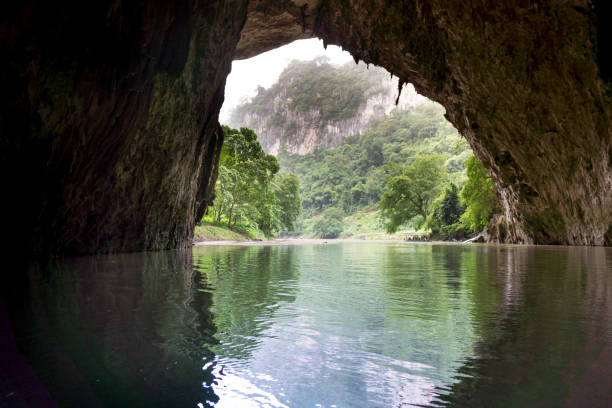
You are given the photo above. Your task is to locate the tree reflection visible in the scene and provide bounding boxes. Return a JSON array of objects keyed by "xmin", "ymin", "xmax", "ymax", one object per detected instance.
[
  {"xmin": 9, "ymin": 244, "xmax": 610, "ymax": 408},
  {"xmin": 431, "ymin": 246, "xmax": 612, "ymax": 408},
  {"xmin": 193, "ymin": 245, "xmax": 300, "ymax": 362}
]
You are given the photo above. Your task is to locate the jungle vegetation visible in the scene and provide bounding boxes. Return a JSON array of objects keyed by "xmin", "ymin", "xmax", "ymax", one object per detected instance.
[
  {"xmin": 206, "ymin": 126, "xmax": 301, "ymax": 238},
  {"xmin": 277, "ymin": 104, "xmax": 499, "ymax": 239},
  {"xmin": 218, "ymin": 58, "xmax": 499, "ymax": 240}
]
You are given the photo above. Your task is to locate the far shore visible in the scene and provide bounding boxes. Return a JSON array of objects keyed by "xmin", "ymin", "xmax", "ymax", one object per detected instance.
[
  {"xmin": 193, "ymin": 238, "xmax": 597, "ymax": 249},
  {"xmin": 193, "ymin": 238, "xmax": 449, "ymax": 247}
]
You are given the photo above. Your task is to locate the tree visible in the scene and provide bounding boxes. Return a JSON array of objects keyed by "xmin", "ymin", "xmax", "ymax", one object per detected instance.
[
  {"xmin": 273, "ymin": 173, "xmax": 301, "ymax": 232},
  {"xmin": 379, "ymin": 155, "xmax": 446, "ymax": 233},
  {"xmin": 365, "ymin": 141, "xmax": 384, "ymax": 167},
  {"xmin": 312, "ymin": 207, "xmax": 344, "ymax": 238},
  {"xmin": 461, "ymin": 155, "xmax": 500, "ymax": 232},
  {"xmin": 461, "ymin": 155, "xmax": 499, "ymax": 232},
  {"xmin": 210, "ymin": 166, "xmax": 238, "ymax": 223},
  {"xmin": 440, "ymin": 183, "xmax": 464, "ymax": 225},
  {"xmin": 209, "ymin": 126, "xmax": 302, "ymax": 237},
  {"xmin": 222, "ymin": 127, "xmax": 278, "ymax": 229},
  {"xmin": 213, "ymin": 127, "xmax": 279, "ymax": 230},
  {"xmin": 428, "ymin": 183, "xmax": 466, "ymax": 238}
]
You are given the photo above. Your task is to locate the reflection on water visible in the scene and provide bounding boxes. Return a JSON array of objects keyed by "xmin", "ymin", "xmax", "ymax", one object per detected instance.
[
  {"xmin": 6, "ymin": 250, "xmax": 219, "ymax": 407},
  {"xmin": 5, "ymin": 243, "xmax": 612, "ymax": 407}
]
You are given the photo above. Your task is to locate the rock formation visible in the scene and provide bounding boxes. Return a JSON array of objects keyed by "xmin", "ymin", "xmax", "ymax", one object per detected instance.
[
  {"xmin": 1, "ymin": 0, "xmax": 610, "ymax": 255},
  {"xmin": 229, "ymin": 59, "xmax": 426, "ymax": 155},
  {"xmin": 1, "ymin": 1, "xmax": 247, "ymax": 254}
]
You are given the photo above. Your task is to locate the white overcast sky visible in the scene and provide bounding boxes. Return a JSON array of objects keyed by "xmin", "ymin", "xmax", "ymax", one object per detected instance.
[{"xmin": 219, "ymin": 39, "xmax": 354, "ymax": 123}]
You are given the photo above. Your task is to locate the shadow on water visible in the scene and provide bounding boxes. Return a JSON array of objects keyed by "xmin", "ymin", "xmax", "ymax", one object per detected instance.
[
  {"xmin": 4, "ymin": 245, "xmax": 301, "ymax": 408},
  {"xmin": 5, "ymin": 250, "xmax": 220, "ymax": 407}
]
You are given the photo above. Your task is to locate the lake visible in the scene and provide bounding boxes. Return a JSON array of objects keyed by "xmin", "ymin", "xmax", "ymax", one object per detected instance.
[{"xmin": 4, "ymin": 242, "xmax": 611, "ymax": 407}]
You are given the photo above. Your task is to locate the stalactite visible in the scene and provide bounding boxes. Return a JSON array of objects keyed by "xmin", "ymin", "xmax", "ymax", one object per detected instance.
[
  {"xmin": 395, "ymin": 81, "xmax": 405, "ymax": 105},
  {"xmin": 301, "ymin": 4, "xmax": 308, "ymax": 33}
]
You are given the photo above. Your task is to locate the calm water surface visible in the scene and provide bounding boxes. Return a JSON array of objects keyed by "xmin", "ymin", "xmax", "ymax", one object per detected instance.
[{"xmin": 5, "ymin": 242, "xmax": 612, "ymax": 407}]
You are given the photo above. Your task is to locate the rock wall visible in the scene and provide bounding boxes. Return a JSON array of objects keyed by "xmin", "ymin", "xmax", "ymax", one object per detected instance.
[
  {"xmin": 1, "ymin": 0, "xmax": 248, "ymax": 254},
  {"xmin": 1, "ymin": 0, "xmax": 610, "ymax": 255}
]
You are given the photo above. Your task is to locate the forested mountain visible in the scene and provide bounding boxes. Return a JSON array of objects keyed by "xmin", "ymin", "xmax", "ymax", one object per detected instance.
[
  {"xmin": 211, "ymin": 102, "xmax": 496, "ymax": 240},
  {"xmin": 228, "ymin": 57, "xmax": 426, "ymax": 155},
  {"xmin": 277, "ymin": 103, "xmax": 472, "ymax": 222}
]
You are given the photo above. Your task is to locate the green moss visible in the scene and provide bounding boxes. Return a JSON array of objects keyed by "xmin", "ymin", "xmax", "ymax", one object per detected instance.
[
  {"xmin": 267, "ymin": 112, "xmax": 286, "ymax": 128},
  {"xmin": 283, "ymin": 121, "xmax": 298, "ymax": 139},
  {"xmin": 524, "ymin": 208, "xmax": 566, "ymax": 244}
]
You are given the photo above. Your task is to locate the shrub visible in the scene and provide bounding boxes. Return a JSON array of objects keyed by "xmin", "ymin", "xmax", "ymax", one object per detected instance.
[{"xmin": 312, "ymin": 207, "xmax": 344, "ymax": 238}]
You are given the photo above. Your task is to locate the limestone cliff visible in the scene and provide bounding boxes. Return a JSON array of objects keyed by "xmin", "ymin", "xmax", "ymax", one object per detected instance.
[
  {"xmin": 228, "ymin": 59, "xmax": 426, "ymax": 155},
  {"xmin": 1, "ymin": 0, "xmax": 610, "ymax": 256}
]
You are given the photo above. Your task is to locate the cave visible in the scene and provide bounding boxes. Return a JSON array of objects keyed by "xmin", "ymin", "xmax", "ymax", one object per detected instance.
[{"xmin": 1, "ymin": 0, "xmax": 610, "ymax": 257}]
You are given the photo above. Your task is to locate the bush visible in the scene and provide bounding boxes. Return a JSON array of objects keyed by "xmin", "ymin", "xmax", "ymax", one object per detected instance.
[
  {"xmin": 312, "ymin": 208, "xmax": 344, "ymax": 238},
  {"xmin": 428, "ymin": 183, "xmax": 469, "ymax": 240},
  {"xmin": 461, "ymin": 156, "xmax": 499, "ymax": 232}
]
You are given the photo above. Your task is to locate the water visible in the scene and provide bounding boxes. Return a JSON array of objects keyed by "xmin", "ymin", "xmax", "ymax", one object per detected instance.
[{"xmin": 4, "ymin": 242, "xmax": 612, "ymax": 407}]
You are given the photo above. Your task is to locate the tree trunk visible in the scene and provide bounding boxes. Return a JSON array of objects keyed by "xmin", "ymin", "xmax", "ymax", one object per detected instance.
[
  {"xmin": 228, "ymin": 201, "xmax": 235, "ymax": 229},
  {"xmin": 228, "ymin": 185, "xmax": 237, "ymax": 229},
  {"xmin": 420, "ymin": 209, "xmax": 428, "ymax": 220}
]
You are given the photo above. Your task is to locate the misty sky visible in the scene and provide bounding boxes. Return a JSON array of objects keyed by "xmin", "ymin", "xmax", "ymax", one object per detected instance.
[{"xmin": 219, "ymin": 39, "xmax": 354, "ymax": 124}]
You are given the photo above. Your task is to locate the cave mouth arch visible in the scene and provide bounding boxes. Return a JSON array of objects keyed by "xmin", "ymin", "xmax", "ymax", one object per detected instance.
[
  {"xmin": 219, "ymin": 38, "xmax": 470, "ymax": 233},
  {"xmin": 236, "ymin": 1, "xmax": 611, "ymax": 247},
  {"xmin": 1, "ymin": 0, "xmax": 610, "ymax": 257}
]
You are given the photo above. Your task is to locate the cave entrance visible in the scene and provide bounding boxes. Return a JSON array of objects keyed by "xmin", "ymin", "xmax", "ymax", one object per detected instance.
[{"xmin": 209, "ymin": 39, "xmax": 474, "ymax": 240}]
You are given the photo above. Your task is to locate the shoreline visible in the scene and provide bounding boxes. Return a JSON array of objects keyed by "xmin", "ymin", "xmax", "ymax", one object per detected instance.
[
  {"xmin": 192, "ymin": 238, "xmax": 612, "ymax": 249},
  {"xmin": 193, "ymin": 238, "xmax": 443, "ymax": 247}
]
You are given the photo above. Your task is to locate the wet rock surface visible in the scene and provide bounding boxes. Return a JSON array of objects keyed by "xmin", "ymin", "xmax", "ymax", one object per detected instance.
[
  {"xmin": 1, "ymin": 1, "xmax": 249, "ymax": 254},
  {"xmin": 1, "ymin": 0, "xmax": 610, "ymax": 255}
]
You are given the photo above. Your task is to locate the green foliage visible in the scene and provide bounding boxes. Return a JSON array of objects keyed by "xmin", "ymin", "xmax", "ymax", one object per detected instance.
[
  {"xmin": 227, "ymin": 60, "xmax": 499, "ymax": 239},
  {"xmin": 379, "ymin": 155, "xmax": 447, "ymax": 233},
  {"xmin": 341, "ymin": 209, "xmax": 386, "ymax": 237},
  {"xmin": 273, "ymin": 173, "xmax": 301, "ymax": 232},
  {"xmin": 428, "ymin": 183, "xmax": 468, "ymax": 239},
  {"xmin": 311, "ymin": 207, "xmax": 344, "ymax": 238},
  {"xmin": 267, "ymin": 112, "xmax": 286, "ymax": 128},
  {"xmin": 194, "ymin": 223, "xmax": 250, "ymax": 241},
  {"xmin": 461, "ymin": 155, "xmax": 500, "ymax": 232},
  {"xmin": 440, "ymin": 183, "xmax": 464, "ymax": 225},
  {"xmin": 200, "ymin": 216, "xmax": 265, "ymax": 240},
  {"xmin": 283, "ymin": 121, "xmax": 298, "ymax": 139},
  {"xmin": 209, "ymin": 126, "xmax": 301, "ymax": 237},
  {"xmin": 283, "ymin": 58, "xmax": 387, "ymax": 122},
  {"xmin": 277, "ymin": 104, "xmax": 471, "ymax": 223}
]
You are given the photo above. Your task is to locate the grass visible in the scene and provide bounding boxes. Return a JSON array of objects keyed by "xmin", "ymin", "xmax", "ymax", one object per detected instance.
[
  {"xmin": 341, "ymin": 208, "xmax": 385, "ymax": 237},
  {"xmin": 198, "ymin": 216, "xmax": 267, "ymax": 240},
  {"xmin": 301, "ymin": 207, "xmax": 426, "ymax": 240},
  {"xmin": 341, "ymin": 209, "xmax": 423, "ymax": 240},
  {"xmin": 194, "ymin": 224, "xmax": 251, "ymax": 242}
]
